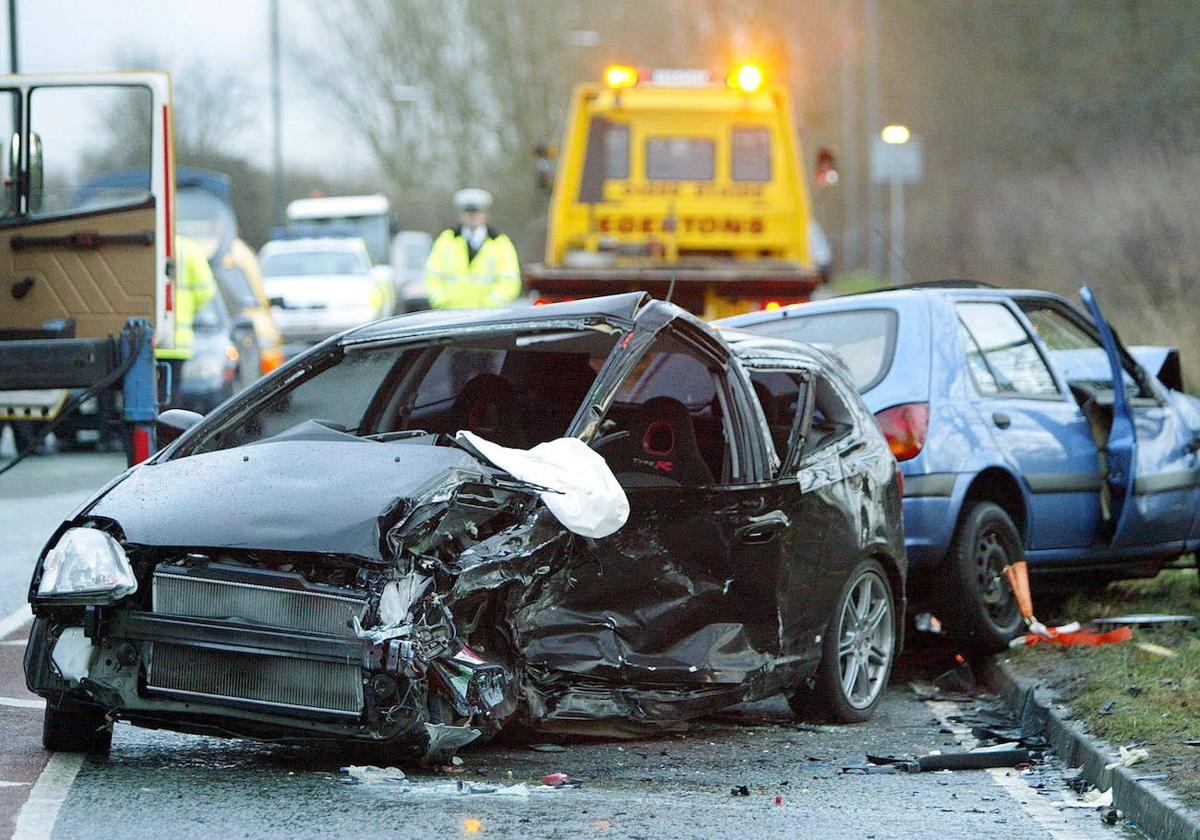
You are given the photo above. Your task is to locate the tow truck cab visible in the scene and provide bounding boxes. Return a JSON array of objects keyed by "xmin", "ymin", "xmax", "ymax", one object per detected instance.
[
  {"xmin": 529, "ymin": 64, "xmax": 820, "ymax": 320},
  {"xmin": 0, "ymin": 72, "xmax": 175, "ymax": 463}
]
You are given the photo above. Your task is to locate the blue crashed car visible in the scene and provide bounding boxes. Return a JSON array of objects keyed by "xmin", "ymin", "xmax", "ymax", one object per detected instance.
[{"xmin": 721, "ymin": 283, "xmax": 1200, "ymax": 651}]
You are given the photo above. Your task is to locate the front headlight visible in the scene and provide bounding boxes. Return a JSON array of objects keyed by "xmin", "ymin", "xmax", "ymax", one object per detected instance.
[{"xmin": 36, "ymin": 528, "xmax": 138, "ymax": 602}]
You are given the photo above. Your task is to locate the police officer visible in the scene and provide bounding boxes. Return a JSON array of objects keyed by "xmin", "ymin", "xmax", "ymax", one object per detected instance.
[
  {"xmin": 156, "ymin": 236, "xmax": 218, "ymax": 405},
  {"xmin": 423, "ymin": 189, "xmax": 521, "ymax": 309}
]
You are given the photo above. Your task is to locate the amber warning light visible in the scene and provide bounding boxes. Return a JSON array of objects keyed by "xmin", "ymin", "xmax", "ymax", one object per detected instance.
[{"xmin": 604, "ymin": 65, "xmax": 639, "ymax": 88}]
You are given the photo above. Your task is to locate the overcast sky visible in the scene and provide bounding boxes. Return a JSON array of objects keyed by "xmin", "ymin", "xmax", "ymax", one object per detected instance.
[{"xmin": 8, "ymin": 0, "xmax": 359, "ymax": 170}]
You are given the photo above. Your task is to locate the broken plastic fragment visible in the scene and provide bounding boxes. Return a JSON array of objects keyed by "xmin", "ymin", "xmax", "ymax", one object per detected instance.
[{"xmin": 341, "ymin": 765, "xmax": 407, "ymax": 785}]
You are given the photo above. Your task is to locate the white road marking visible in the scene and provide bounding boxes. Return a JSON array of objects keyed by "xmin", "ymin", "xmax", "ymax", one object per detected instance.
[
  {"xmin": 0, "ymin": 696, "xmax": 44, "ymax": 710},
  {"xmin": 11, "ymin": 753, "xmax": 83, "ymax": 840},
  {"xmin": 0, "ymin": 781, "xmax": 29, "ymax": 788},
  {"xmin": 0, "ymin": 639, "xmax": 28, "ymax": 646},
  {"xmin": 924, "ymin": 699, "xmax": 1095, "ymax": 840},
  {"xmin": 0, "ymin": 605, "xmax": 32, "ymax": 640}
]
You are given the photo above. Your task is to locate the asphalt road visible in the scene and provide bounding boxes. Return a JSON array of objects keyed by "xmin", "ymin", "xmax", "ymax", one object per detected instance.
[{"xmin": 0, "ymin": 450, "xmax": 1137, "ymax": 839}]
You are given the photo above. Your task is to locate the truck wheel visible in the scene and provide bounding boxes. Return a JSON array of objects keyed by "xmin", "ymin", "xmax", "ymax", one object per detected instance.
[
  {"xmin": 42, "ymin": 700, "xmax": 112, "ymax": 755},
  {"xmin": 939, "ymin": 502, "xmax": 1024, "ymax": 655},
  {"xmin": 787, "ymin": 558, "xmax": 896, "ymax": 723}
]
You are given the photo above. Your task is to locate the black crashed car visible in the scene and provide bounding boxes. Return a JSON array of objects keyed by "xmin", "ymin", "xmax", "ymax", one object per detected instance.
[{"xmin": 25, "ymin": 294, "xmax": 905, "ymax": 760}]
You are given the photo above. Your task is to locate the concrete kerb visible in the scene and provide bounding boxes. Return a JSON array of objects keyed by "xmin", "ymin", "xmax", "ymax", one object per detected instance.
[{"xmin": 983, "ymin": 655, "xmax": 1200, "ymax": 840}]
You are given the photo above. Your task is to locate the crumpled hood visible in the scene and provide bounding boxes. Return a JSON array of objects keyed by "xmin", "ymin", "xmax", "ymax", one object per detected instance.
[{"xmin": 89, "ymin": 433, "xmax": 491, "ymax": 560}]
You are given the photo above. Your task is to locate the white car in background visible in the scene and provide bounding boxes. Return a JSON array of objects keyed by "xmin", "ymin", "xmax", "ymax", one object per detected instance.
[{"xmin": 258, "ymin": 237, "xmax": 392, "ymax": 358}]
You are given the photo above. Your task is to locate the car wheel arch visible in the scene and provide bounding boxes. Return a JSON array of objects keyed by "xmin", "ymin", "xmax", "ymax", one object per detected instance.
[
  {"xmin": 869, "ymin": 548, "xmax": 907, "ymax": 646},
  {"xmin": 958, "ymin": 467, "xmax": 1029, "ymax": 547}
]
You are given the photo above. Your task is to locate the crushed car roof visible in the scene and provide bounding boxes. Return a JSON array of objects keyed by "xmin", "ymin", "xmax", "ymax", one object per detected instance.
[{"xmin": 345, "ymin": 292, "xmax": 655, "ymax": 343}]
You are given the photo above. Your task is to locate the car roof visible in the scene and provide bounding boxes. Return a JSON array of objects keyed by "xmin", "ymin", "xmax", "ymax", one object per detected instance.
[
  {"xmin": 720, "ymin": 284, "xmax": 1076, "ymax": 327},
  {"xmin": 344, "ymin": 292, "xmax": 655, "ymax": 342}
]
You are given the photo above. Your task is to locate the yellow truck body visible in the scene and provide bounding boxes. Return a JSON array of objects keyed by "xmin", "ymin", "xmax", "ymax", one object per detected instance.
[{"xmin": 527, "ymin": 68, "xmax": 820, "ymax": 319}]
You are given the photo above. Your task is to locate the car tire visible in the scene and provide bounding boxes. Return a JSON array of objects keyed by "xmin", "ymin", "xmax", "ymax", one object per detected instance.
[
  {"xmin": 787, "ymin": 558, "xmax": 896, "ymax": 724},
  {"xmin": 940, "ymin": 502, "xmax": 1024, "ymax": 655},
  {"xmin": 42, "ymin": 700, "xmax": 112, "ymax": 755}
]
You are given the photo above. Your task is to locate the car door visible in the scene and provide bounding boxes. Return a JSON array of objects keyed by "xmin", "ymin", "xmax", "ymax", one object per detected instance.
[
  {"xmin": 1021, "ymin": 289, "xmax": 1199, "ymax": 550},
  {"xmin": 546, "ymin": 323, "xmax": 781, "ymax": 690},
  {"xmin": 0, "ymin": 73, "xmax": 175, "ymax": 346},
  {"xmin": 955, "ymin": 299, "xmax": 1104, "ymax": 551},
  {"xmin": 740, "ymin": 363, "xmax": 864, "ymax": 663}
]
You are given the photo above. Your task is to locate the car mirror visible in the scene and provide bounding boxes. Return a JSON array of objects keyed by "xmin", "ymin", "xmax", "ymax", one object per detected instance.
[{"xmin": 155, "ymin": 408, "xmax": 204, "ymax": 449}]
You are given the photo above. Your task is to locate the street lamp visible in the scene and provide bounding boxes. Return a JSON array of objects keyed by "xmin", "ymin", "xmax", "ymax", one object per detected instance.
[
  {"xmin": 869, "ymin": 124, "xmax": 922, "ymax": 284},
  {"xmin": 880, "ymin": 124, "xmax": 910, "ymax": 145}
]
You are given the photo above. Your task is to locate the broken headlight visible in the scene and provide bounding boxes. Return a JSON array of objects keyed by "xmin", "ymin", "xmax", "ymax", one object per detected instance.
[{"xmin": 36, "ymin": 528, "xmax": 138, "ymax": 604}]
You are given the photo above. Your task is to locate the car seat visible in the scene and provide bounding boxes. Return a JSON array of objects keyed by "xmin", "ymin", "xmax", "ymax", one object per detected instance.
[
  {"xmin": 450, "ymin": 373, "xmax": 526, "ymax": 448},
  {"xmin": 604, "ymin": 396, "xmax": 714, "ymax": 487}
]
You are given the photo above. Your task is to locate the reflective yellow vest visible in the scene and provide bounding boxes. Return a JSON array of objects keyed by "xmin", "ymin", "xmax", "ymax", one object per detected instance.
[
  {"xmin": 423, "ymin": 227, "xmax": 521, "ymax": 309},
  {"xmin": 157, "ymin": 236, "xmax": 218, "ymax": 360}
]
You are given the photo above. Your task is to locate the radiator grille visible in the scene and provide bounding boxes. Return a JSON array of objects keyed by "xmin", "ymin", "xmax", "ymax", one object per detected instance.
[
  {"xmin": 153, "ymin": 569, "xmax": 366, "ymax": 637},
  {"xmin": 147, "ymin": 643, "xmax": 363, "ymax": 716}
]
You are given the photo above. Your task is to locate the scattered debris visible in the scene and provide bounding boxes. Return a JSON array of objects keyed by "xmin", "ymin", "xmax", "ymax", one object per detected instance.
[
  {"xmin": 1184, "ymin": 740, "xmax": 1200, "ymax": 748},
  {"xmin": 1104, "ymin": 745, "xmax": 1149, "ymax": 770},
  {"xmin": 1058, "ymin": 786, "xmax": 1113, "ymax": 809},
  {"xmin": 1097, "ymin": 700, "xmax": 1116, "ymax": 716},
  {"xmin": 1101, "ymin": 807, "xmax": 1122, "ymax": 825},
  {"xmin": 1133, "ymin": 773, "xmax": 1168, "ymax": 783},
  {"xmin": 1134, "ymin": 642, "xmax": 1176, "ymax": 658},
  {"xmin": 914, "ymin": 612, "xmax": 943, "ymax": 634},
  {"xmin": 528, "ymin": 743, "xmax": 567, "ymax": 753},
  {"xmin": 1012, "ymin": 625, "xmax": 1132, "ymax": 648},
  {"xmin": 541, "ymin": 772, "xmax": 575, "ymax": 787},
  {"xmin": 341, "ymin": 765, "xmax": 407, "ymax": 785},
  {"xmin": 731, "ymin": 785, "xmax": 750, "ymax": 796},
  {"xmin": 1092, "ymin": 614, "xmax": 1195, "ymax": 628},
  {"xmin": 934, "ymin": 656, "xmax": 976, "ymax": 695},
  {"xmin": 774, "ymin": 794, "xmax": 783, "ymax": 806},
  {"xmin": 862, "ymin": 746, "xmax": 1030, "ymax": 773}
]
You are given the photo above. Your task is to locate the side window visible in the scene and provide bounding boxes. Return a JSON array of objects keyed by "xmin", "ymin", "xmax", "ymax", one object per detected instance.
[
  {"xmin": 30, "ymin": 85, "xmax": 153, "ymax": 218},
  {"xmin": 596, "ymin": 341, "xmax": 732, "ymax": 487},
  {"xmin": 802, "ymin": 376, "xmax": 855, "ymax": 459},
  {"xmin": 0, "ymin": 90, "xmax": 17, "ymax": 218},
  {"xmin": 731, "ymin": 127, "xmax": 771, "ymax": 182},
  {"xmin": 956, "ymin": 302, "xmax": 1059, "ymax": 398},
  {"xmin": 748, "ymin": 369, "xmax": 808, "ymax": 472},
  {"xmin": 1019, "ymin": 303, "xmax": 1147, "ymax": 398},
  {"xmin": 604, "ymin": 123, "xmax": 629, "ymax": 180}
]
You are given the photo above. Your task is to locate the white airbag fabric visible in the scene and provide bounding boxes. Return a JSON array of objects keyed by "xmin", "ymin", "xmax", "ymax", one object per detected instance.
[{"xmin": 457, "ymin": 431, "xmax": 629, "ymax": 538}]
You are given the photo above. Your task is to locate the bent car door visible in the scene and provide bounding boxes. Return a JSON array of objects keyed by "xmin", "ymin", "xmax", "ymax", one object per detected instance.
[
  {"xmin": 0, "ymin": 73, "xmax": 175, "ymax": 347},
  {"xmin": 528, "ymin": 320, "xmax": 781, "ymax": 713},
  {"xmin": 1053, "ymin": 288, "xmax": 1198, "ymax": 549}
]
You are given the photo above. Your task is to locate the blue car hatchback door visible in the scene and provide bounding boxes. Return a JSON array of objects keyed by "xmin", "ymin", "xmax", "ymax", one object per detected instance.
[{"xmin": 721, "ymin": 283, "xmax": 1200, "ymax": 652}]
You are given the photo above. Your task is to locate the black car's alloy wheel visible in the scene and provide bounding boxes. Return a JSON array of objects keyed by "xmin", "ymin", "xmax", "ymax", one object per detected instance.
[
  {"xmin": 788, "ymin": 558, "xmax": 896, "ymax": 723},
  {"xmin": 940, "ymin": 501, "xmax": 1024, "ymax": 655}
]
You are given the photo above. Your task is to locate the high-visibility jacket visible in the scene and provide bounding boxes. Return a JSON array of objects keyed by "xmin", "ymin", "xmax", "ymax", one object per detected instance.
[
  {"xmin": 423, "ymin": 227, "xmax": 521, "ymax": 309},
  {"xmin": 157, "ymin": 236, "xmax": 218, "ymax": 360}
]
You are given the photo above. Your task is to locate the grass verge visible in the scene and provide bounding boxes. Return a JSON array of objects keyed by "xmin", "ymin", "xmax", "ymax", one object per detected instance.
[{"xmin": 1008, "ymin": 568, "xmax": 1200, "ymax": 808}]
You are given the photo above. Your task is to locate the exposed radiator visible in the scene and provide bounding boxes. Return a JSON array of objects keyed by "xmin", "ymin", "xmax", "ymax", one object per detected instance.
[
  {"xmin": 147, "ymin": 643, "xmax": 363, "ymax": 716},
  {"xmin": 152, "ymin": 564, "xmax": 367, "ymax": 637}
]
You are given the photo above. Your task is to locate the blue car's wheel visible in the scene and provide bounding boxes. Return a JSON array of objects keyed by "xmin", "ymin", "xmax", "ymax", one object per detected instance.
[{"xmin": 941, "ymin": 501, "xmax": 1024, "ymax": 654}]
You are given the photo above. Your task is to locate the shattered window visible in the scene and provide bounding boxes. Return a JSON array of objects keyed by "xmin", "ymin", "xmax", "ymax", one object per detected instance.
[
  {"xmin": 598, "ymin": 341, "xmax": 733, "ymax": 486},
  {"xmin": 183, "ymin": 328, "xmax": 618, "ymax": 456},
  {"xmin": 748, "ymin": 370, "xmax": 807, "ymax": 469},
  {"xmin": 801, "ymin": 376, "xmax": 855, "ymax": 458}
]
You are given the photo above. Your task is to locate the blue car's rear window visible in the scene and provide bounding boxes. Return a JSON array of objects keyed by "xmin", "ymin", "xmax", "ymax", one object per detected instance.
[{"xmin": 743, "ymin": 309, "xmax": 898, "ymax": 392}]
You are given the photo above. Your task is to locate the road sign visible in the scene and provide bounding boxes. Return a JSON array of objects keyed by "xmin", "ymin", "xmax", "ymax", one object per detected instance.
[{"xmin": 870, "ymin": 136, "xmax": 923, "ymax": 184}]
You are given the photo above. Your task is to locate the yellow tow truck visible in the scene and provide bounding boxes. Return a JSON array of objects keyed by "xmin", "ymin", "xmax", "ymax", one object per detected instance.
[{"xmin": 526, "ymin": 63, "xmax": 822, "ymax": 320}]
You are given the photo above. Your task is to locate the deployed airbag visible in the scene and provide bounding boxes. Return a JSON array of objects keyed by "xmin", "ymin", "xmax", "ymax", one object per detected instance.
[{"xmin": 457, "ymin": 431, "xmax": 629, "ymax": 538}]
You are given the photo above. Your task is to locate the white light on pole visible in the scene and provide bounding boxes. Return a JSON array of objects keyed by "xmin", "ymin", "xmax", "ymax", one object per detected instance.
[
  {"xmin": 880, "ymin": 124, "xmax": 911, "ymax": 145},
  {"xmin": 869, "ymin": 125, "xmax": 922, "ymax": 285}
]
